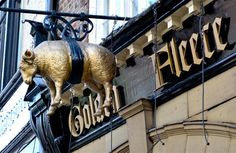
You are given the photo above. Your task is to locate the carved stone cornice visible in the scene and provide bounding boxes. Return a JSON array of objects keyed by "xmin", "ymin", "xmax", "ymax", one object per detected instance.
[
  {"xmin": 112, "ymin": 141, "xmax": 129, "ymax": 153},
  {"xmin": 118, "ymin": 99, "xmax": 152, "ymax": 120},
  {"xmin": 148, "ymin": 121, "xmax": 236, "ymax": 142},
  {"xmin": 115, "ymin": 0, "xmax": 215, "ymax": 68}
]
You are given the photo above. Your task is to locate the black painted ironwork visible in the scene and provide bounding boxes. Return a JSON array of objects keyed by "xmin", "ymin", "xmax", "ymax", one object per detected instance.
[
  {"xmin": 22, "ymin": 20, "xmax": 48, "ymax": 46},
  {"xmin": 42, "ymin": 13, "xmax": 93, "ymax": 41}
]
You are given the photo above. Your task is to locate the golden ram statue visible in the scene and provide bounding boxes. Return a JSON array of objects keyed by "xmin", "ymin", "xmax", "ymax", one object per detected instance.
[{"xmin": 20, "ymin": 40, "xmax": 116, "ymax": 116}]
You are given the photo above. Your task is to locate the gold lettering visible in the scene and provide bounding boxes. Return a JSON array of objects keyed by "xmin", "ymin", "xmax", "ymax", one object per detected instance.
[
  {"xmin": 69, "ymin": 86, "xmax": 122, "ymax": 137},
  {"xmin": 89, "ymin": 95, "xmax": 97, "ymax": 126},
  {"xmin": 156, "ymin": 43, "xmax": 174, "ymax": 84},
  {"xmin": 153, "ymin": 17, "xmax": 230, "ymax": 87},
  {"xmin": 83, "ymin": 105, "xmax": 92, "ymax": 129},
  {"xmin": 202, "ymin": 23, "xmax": 215, "ymax": 58},
  {"xmin": 151, "ymin": 54, "xmax": 161, "ymax": 88},
  {"xmin": 212, "ymin": 17, "xmax": 228, "ymax": 51},
  {"xmin": 189, "ymin": 33, "xmax": 202, "ymax": 65},
  {"xmin": 94, "ymin": 96, "xmax": 104, "ymax": 122},
  {"xmin": 179, "ymin": 41, "xmax": 192, "ymax": 71},
  {"xmin": 68, "ymin": 105, "xmax": 84, "ymax": 137},
  {"xmin": 112, "ymin": 86, "xmax": 121, "ymax": 112},
  {"xmin": 170, "ymin": 38, "xmax": 182, "ymax": 77},
  {"xmin": 104, "ymin": 107, "xmax": 110, "ymax": 117}
]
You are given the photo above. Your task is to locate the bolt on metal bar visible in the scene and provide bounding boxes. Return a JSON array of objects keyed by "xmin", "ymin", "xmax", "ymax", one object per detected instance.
[{"xmin": 0, "ymin": 7, "xmax": 131, "ymax": 21}]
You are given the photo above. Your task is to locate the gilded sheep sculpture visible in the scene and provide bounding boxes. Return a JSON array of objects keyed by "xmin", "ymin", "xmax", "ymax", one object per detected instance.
[{"xmin": 20, "ymin": 40, "xmax": 116, "ymax": 116}]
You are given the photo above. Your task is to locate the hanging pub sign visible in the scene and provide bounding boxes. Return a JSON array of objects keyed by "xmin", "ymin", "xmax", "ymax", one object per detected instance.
[
  {"xmin": 151, "ymin": 17, "xmax": 232, "ymax": 86},
  {"xmin": 68, "ymin": 85, "xmax": 121, "ymax": 137}
]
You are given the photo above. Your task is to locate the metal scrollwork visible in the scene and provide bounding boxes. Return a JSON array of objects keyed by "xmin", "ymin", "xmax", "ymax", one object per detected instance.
[{"xmin": 43, "ymin": 13, "xmax": 93, "ymax": 41}]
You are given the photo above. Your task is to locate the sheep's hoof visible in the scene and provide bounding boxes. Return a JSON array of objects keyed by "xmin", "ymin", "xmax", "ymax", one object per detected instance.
[
  {"xmin": 47, "ymin": 106, "xmax": 57, "ymax": 116},
  {"xmin": 94, "ymin": 108, "xmax": 102, "ymax": 117},
  {"xmin": 102, "ymin": 98, "xmax": 112, "ymax": 108},
  {"xmin": 52, "ymin": 97, "xmax": 61, "ymax": 106},
  {"xmin": 58, "ymin": 100, "xmax": 65, "ymax": 108},
  {"xmin": 51, "ymin": 101, "xmax": 60, "ymax": 107}
]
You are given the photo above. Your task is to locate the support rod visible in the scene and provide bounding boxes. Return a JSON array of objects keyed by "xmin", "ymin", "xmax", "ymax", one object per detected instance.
[
  {"xmin": 0, "ymin": 7, "xmax": 131, "ymax": 21},
  {"xmin": 0, "ymin": 0, "xmax": 7, "ymax": 7}
]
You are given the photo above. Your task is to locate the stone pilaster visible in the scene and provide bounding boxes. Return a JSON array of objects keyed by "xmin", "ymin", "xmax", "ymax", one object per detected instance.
[{"xmin": 119, "ymin": 99, "xmax": 153, "ymax": 153}]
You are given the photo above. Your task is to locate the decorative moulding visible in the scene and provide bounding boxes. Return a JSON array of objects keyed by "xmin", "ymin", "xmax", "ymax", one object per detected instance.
[{"xmin": 119, "ymin": 99, "xmax": 152, "ymax": 120}]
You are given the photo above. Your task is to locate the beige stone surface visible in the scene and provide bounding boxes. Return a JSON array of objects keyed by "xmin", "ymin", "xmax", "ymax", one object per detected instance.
[
  {"xmin": 104, "ymin": 124, "xmax": 128, "ymax": 152},
  {"xmin": 127, "ymin": 112, "xmax": 150, "ymax": 153},
  {"xmin": 229, "ymin": 138, "xmax": 236, "ymax": 153},
  {"xmin": 119, "ymin": 99, "xmax": 153, "ymax": 153},
  {"xmin": 207, "ymin": 97, "xmax": 236, "ymax": 123},
  {"xmin": 73, "ymin": 136, "xmax": 105, "ymax": 153},
  {"xmin": 73, "ymin": 124, "xmax": 128, "ymax": 153},
  {"xmin": 156, "ymin": 93, "xmax": 188, "ymax": 128},
  {"xmin": 152, "ymin": 139, "xmax": 167, "ymax": 153},
  {"xmin": 188, "ymin": 67, "xmax": 236, "ymax": 117},
  {"xmin": 165, "ymin": 134, "xmax": 187, "ymax": 153},
  {"xmin": 187, "ymin": 97, "xmax": 236, "ymax": 124},
  {"xmin": 185, "ymin": 136, "xmax": 207, "ymax": 153},
  {"xmin": 205, "ymin": 136, "xmax": 230, "ymax": 153}
]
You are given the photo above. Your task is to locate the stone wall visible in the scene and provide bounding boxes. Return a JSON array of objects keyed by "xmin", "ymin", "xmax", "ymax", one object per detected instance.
[{"xmin": 149, "ymin": 65, "xmax": 236, "ymax": 153}]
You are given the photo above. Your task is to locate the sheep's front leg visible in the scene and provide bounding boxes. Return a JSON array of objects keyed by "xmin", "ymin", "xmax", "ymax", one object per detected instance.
[
  {"xmin": 46, "ymin": 79, "xmax": 58, "ymax": 116},
  {"xmin": 46, "ymin": 79, "xmax": 56, "ymax": 105},
  {"xmin": 53, "ymin": 81, "xmax": 63, "ymax": 106},
  {"xmin": 47, "ymin": 81, "xmax": 63, "ymax": 116}
]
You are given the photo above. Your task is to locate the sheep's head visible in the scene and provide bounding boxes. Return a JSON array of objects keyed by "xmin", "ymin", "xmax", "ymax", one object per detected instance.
[{"xmin": 20, "ymin": 50, "xmax": 37, "ymax": 85}]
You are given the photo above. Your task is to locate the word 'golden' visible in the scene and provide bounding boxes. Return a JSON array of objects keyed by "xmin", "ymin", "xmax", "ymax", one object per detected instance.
[{"xmin": 68, "ymin": 86, "xmax": 121, "ymax": 137}]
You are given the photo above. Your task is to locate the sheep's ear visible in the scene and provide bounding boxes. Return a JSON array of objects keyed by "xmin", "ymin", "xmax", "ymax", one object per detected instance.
[
  {"xmin": 22, "ymin": 50, "xmax": 35, "ymax": 64},
  {"xmin": 23, "ymin": 49, "xmax": 35, "ymax": 60}
]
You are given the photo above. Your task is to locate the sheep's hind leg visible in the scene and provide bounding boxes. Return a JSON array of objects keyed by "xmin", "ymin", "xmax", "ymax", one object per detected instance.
[
  {"xmin": 85, "ymin": 80, "xmax": 105, "ymax": 116},
  {"xmin": 102, "ymin": 82, "xmax": 113, "ymax": 108},
  {"xmin": 47, "ymin": 106, "xmax": 57, "ymax": 116}
]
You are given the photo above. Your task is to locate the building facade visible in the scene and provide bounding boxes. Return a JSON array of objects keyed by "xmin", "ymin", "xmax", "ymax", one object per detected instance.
[{"xmin": 1, "ymin": 0, "xmax": 236, "ymax": 153}]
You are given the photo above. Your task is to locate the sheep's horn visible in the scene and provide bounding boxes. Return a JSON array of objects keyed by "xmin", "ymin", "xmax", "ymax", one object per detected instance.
[{"xmin": 23, "ymin": 49, "xmax": 35, "ymax": 60}]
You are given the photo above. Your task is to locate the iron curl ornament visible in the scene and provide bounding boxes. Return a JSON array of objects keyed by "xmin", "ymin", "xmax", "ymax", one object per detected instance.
[{"xmin": 43, "ymin": 12, "xmax": 94, "ymax": 41}]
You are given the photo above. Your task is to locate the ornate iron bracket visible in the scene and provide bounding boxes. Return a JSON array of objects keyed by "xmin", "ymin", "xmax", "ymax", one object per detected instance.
[
  {"xmin": 0, "ymin": 7, "xmax": 131, "ymax": 41},
  {"xmin": 43, "ymin": 13, "xmax": 93, "ymax": 41}
]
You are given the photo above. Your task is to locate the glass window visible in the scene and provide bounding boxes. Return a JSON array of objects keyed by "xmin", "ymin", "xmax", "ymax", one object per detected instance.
[
  {"xmin": 89, "ymin": 0, "xmax": 153, "ymax": 44},
  {"xmin": 18, "ymin": 0, "xmax": 47, "ymax": 66},
  {"xmin": 0, "ymin": 0, "xmax": 21, "ymax": 90}
]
